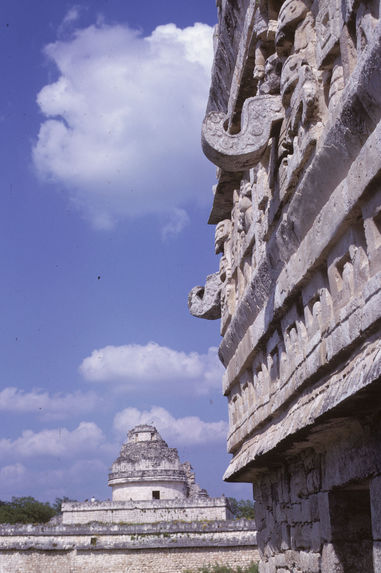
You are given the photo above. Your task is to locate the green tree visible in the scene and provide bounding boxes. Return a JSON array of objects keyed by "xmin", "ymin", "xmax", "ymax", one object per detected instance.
[
  {"xmin": 52, "ymin": 496, "xmax": 76, "ymax": 513},
  {"xmin": 227, "ymin": 498, "xmax": 255, "ymax": 520},
  {"xmin": 0, "ymin": 496, "xmax": 56, "ymax": 524}
]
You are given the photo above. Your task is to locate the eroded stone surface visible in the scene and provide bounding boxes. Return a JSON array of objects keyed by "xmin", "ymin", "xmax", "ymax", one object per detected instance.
[
  {"xmin": 108, "ymin": 424, "xmax": 206, "ymax": 501},
  {"xmin": 190, "ymin": 0, "xmax": 381, "ymax": 570},
  {"xmin": 202, "ymin": 95, "xmax": 284, "ymax": 171},
  {"xmin": 188, "ymin": 272, "xmax": 222, "ymax": 320}
]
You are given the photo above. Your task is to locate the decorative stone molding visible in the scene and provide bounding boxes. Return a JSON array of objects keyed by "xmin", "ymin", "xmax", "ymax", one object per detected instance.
[
  {"xmin": 201, "ymin": 95, "xmax": 284, "ymax": 171},
  {"xmin": 188, "ymin": 272, "xmax": 222, "ymax": 320}
]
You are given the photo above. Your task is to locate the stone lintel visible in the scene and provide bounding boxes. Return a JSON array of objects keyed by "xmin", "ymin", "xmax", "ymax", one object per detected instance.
[{"xmin": 223, "ymin": 339, "xmax": 381, "ymax": 482}]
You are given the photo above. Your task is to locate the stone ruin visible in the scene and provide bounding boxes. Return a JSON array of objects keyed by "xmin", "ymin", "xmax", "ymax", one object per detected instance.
[
  {"xmin": 189, "ymin": 0, "xmax": 381, "ymax": 571},
  {"xmin": 0, "ymin": 425, "xmax": 258, "ymax": 572},
  {"xmin": 62, "ymin": 424, "xmax": 230, "ymax": 524},
  {"xmin": 109, "ymin": 424, "xmax": 209, "ymax": 501}
]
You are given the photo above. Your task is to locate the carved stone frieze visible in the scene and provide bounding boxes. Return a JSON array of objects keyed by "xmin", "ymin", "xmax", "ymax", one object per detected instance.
[
  {"xmin": 315, "ymin": 0, "xmax": 342, "ymax": 69},
  {"xmin": 237, "ymin": 180, "xmax": 254, "ymax": 236},
  {"xmin": 278, "ymin": 58, "xmax": 320, "ymax": 197},
  {"xmin": 275, "ymin": 0, "xmax": 311, "ymax": 58},
  {"xmin": 215, "ymin": 219, "xmax": 235, "ymax": 334}
]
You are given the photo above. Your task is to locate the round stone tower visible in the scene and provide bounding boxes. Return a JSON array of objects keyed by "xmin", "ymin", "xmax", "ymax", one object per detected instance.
[{"xmin": 108, "ymin": 425, "xmax": 205, "ymax": 502}]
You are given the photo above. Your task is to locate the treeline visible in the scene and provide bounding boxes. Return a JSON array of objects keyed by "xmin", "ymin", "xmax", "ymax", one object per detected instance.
[
  {"xmin": 0, "ymin": 496, "xmax": 254, "ymax": 524},
  {"xmin": 0, "ymin": 496, "xmax": 74, "ymax": 524},
  {"xmin": 227, "ymin": 498, "xmax": 255, "ymax": 520}
]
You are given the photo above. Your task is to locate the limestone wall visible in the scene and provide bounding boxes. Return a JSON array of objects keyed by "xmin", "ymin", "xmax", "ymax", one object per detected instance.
[
  {"xmin": 111, "ymin": 479, "xmax": 187, "ymax": 501},
  {"xmin": 62, "ymin": 497, "xmax": 231, "ymax": 524},
  {"xmin": 254, "ymin": 420, "xmax": 381, "ymax": 572},
  {"xmin": 0, "ymin": 547, "xmax": 259, "ymax": 573},
  {"xmin": 0, "ymin": 520, "xmax": 259, "ymax": 573}
]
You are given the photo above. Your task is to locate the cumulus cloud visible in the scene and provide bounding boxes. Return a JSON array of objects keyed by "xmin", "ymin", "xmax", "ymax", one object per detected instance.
[
  {"xmin": 0, "ymin": 460, "xmax": 109, "ymax": 501},
  {"xmin": 32, "ymin": 21, "xmax": 214, "ymax": 230},
  {"xmin": 0, "ymin": 387, "xmax": 101, "ymax": 419},
  {"xmin": 114, "ymin": 406, "xmax": 228, "ymax": 446},
  {"xmin": 0, "ymin": 463, "xmax": 26, "ymax": 483},
  {"xmin": 58, "ymin": 6, "xmax": 81, "ymax": 35},
  {"xmin": 79, "ymin": 342, "xmax": 224, "ymax": 394},
  {"xmin": 0, "ymin": 422, "xmax": 106, "ymax": 459},
  {"xmin": 35, "ymin": 459, "xmax": 108, "ymax": 490},
  {"xmin": 161, "ymin": 208, "xmax": 190, "ymax": 241}
]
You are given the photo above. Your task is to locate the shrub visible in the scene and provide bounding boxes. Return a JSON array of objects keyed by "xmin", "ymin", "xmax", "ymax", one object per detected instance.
[
  {"xmin": 0, "ymin": 497, "xmax": 56, "ymax": 524},
  {"xmin": 227, "ymin": 498, "xmax": 255, "ymax": 520}
]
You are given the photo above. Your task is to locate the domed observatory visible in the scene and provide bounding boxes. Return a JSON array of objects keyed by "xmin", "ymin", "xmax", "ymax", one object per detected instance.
[
  {"xmin": 62, "ymin": 425, "xmax": 231, "ymax": 524},
  {"xmin": 108, "ymin": 425, "xmax": 207, "ymax": 501}
]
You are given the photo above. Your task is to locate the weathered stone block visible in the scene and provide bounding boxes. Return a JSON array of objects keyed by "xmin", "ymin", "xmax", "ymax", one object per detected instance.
[
  {"xmin": 275, "ymin": 502, "xmax": 287, "ymax": 522},
  {"xmin": 306, "ymin": 469, "xmax": 321, "ymax": 494},
  {"xmin": 317, "ymin": 493, "xmax": 332, "ymax": 542},
  {"xmin": 321, "ymin": 543, "xmax": 342, "ymax": 573},
  {"xmin": 373, "ymin": 540, "xmax": 381, "ymax": 572},
  {"xmin": 289, "ymin": 468, "xmax": 308, "ymax": 501},
  {"xmin": 258, "ymin": 560, "xmax": 276, "ymax": 573},
  {"xmin": 299, "ymin": 550, "xmax": 321, "ymax": 573},
  {"xmin": 309, "ymin": 494, "xmax": 319, "ymax": 522},
  {"xmin": 290, "ymin": 502, "xmax": 303, "ymax": 523},
  {"xmin": 274, "ymin": 552, "xmax": 287, "ymax": 567},
  {"xmin": 290, "ymin": 523, "xmax": 312, "ymax": 549},
  {"xmin": 311, "ymin": 521, "xmax": 322, "ymax": 553},
  {"xmin": 281, "ymin": 522, "xmax": 291, "ymax": 551},
  {"xmin": 370, "ymin": 475, "xmax": 381, "ymax": 540}
]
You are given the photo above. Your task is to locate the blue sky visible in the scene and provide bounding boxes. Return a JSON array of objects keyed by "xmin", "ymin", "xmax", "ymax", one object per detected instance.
[{"xmin": 0, "ymin": 1, "xmax": 251, "ymax": 503}]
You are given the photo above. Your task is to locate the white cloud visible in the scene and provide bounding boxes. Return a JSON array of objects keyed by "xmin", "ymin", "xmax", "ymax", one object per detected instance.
[
  {"xmin": 32, "ymin": 21, "xmax": 214, "ymax": 230},
  {"xmin": 35, "ymin": 459, "xmax": 108, "ymax": 490},
  {"xmin": 59, "ymin": 6, "xmax": 81, "ymax": 34},
  {"xmin": 0, "ymin": 463, "xmax": 26, "ymax": 483},
  {"xmin": 0, "ymin": 387, "xmax": 101, "ymax": 420},
  {"xmin": 0, "ymin": 422, "xmax": 106, "ymax": 459},
  {"xmin": 0, "ymin": 460, "xmax": 109, "ymax": 501},
  {"xmin": 63, "ymin": 7, "xmax": 80, "ymax": 24},
  {"xmin": 161, "ymin": 208, "xmax": 190, "ymax": 240},
  {"xmin": 114, "ymin": 406, "xmax": 228, "ymax": 446},
  {"xmin": 79, "ymin": 342, "xmax": 224, "ymax": 394}
]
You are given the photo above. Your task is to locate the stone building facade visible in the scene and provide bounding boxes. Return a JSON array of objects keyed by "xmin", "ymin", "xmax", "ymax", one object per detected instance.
[
  {"xmin": 62, "ymin": 425, "xmax": 231, "ymax": 524},
  {"xmin": 189, "ymin": 0, "xmax": 381, "ymax": 571}
]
